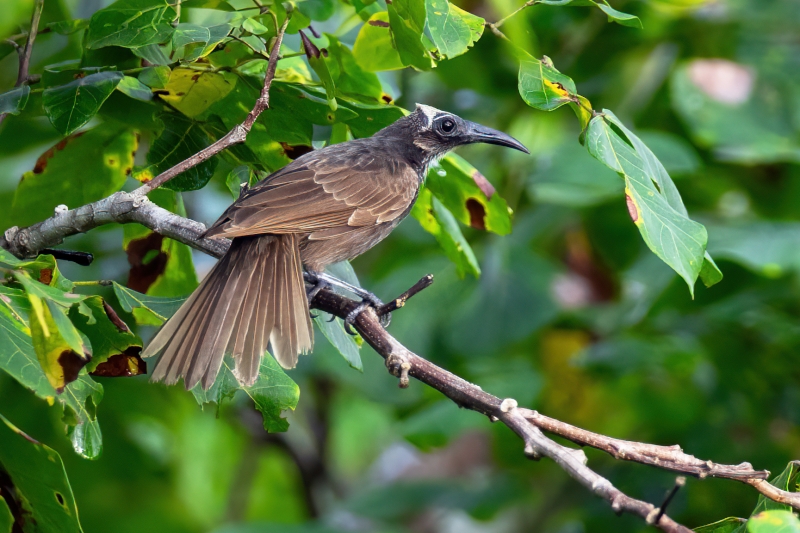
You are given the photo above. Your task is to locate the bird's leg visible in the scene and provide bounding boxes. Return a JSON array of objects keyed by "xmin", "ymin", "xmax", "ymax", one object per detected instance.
[
  {"xmin": 307, "ymin": 271, "xmax": 391, "ymax": 331},
  {"xmin": 304, "ymin": 270, "xmax": 330, "ymax": 303}
]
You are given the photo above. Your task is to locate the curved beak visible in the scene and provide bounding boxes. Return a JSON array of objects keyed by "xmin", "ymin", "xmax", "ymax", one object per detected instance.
[{"xmin": 464, "ymin": 121, "xmax": 530, "ymax": 154}]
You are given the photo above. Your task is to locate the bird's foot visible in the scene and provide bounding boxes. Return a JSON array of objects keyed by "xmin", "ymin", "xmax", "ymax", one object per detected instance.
[
  {"xmin": 344, "ymin": 291, "xmax": 391, "ymax": 335},
  {"xmin": 386, "ymin": 352, "xmax": 412, "ymax": 388},
  {"xmin": 305, "ymin": 274, "xmax": 329, "ymax": 303}
]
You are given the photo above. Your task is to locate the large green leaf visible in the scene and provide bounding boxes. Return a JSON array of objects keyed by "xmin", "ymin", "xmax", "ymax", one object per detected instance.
[
  {"xmin": 10, "ymin": 123, "xmax": 137, "ymax": 228},
  {"xmin": 0, "ymin": 86, "xmax": 30, "ymax": 116},
  {"xmin": 585, "ymin": 110, "xmax": 720, "ymax": 294},
  {"xmin": 0, "ymin": 298, "xmax": 104, "ymax": 459},
  {"xmin": 86, "ymin": 0, "xmax": 177, "ymax": 49},
  {"xmin": 133, "ymin": 112, "xmax": 218, "ymax": 191},
  {"xmin": 750, "ymin": 462, "xmax": 800, "ymax": 515},
  {"xmin": 748, "ymin": 511, "xmax": 800, "ymax": 533},
  {"xmin": 412, "ymin": 187, "xmax": 480, "ymax": 277},
  {"xmin": 191, "ymin": 355, "xmax": 300, "ymax": 433},
  {"xmin": 0, "ymin": 415, "xmax": 83, "ymax": 533},
  {"xmin": 424, "ymin": 0, "xmax": 484, "ymax": 59},
  {"xmin": 42, "ymin": 71, "xmax": 124, "ymax": 135},
  {"xmin": 353, "ymin": 12, "xmax": 405, "ymax": 72},
  {"xmin": 324, "ymin": 34, "xmax": 384, "ymax": 100},
  {"xmin": 0, "ymin": 496, "xmax": 11, "ymax": 533},
  {"xmin": 388, "ymin": 0, "xmax": 435, "ymax": 70},
  {"xmin": 171, "ymin": 23, "xmax": 231, "ymax": 62},
  {"xmin": 426, "ymin": 154, "xmax": 512, "ymax": 235}
]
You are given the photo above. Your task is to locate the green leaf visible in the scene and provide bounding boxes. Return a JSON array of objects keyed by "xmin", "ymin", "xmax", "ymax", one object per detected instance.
[
  {"xmin": 28, "ymin": 298, "xmax": 90, "ymax": 392},
  {"xmin": 160, "ymin": 68, "xmax": 237, "ymax": 118},
  {"xmin": 133, "ymin": 112, "xmax": 218, "ymax": 191},
  {"xmin": 11, "ymin": 123, "xmax": 137, "ymax": 228},
  {"xmin": 353, "ymin": 12, "xmax": 405, "ymax": 72},
  {"xmin": 0, "ymin": 496, "xmax": 11, "ymax": 533},
  {"xmin": 138, "ymin": 65, "xmax": 171, "ymax": 88},
  {"xmin": 424, "ymin": 0, "xmax": 484, "ymax": 59},
  {"xmin": 748, "ymin": 511, "xmax": 800, "ymax": 533},
  {"xmin": 0, "ymin": 414, "xmax": 83, "ymax": 533},
  {"xmin": 314, "ymin": 312, "xmax": 363, "ymax": 370},
  {"xmin": 595, "ymin": 1, "xmax": 642, "ymax": 27},
  {"xmin": 538, "ymin": 0, "xmax": 641, "ymax": 28},
  {"xmin": 117, "ymin": 75, "xmax": 153, "ymax": 101},
  {"xmin": 324, "ymin": 34, "xmax": 384, "ymax": 100},
  {"xmin": 225, "ymin": 165, "xmax": 257, "ymax": 199},
  {"xmin": 0, "ymin": 86, "xmax": 30, "ymax": 115},
  {"xmin": 584, "ymin": 110, "xmax": 716, "ymax": 294},
  {"xmin": 388, "ymin": 0, "xmax": 435, "ymax": 70},
  {"xmin": 0, "ymin": 298, "xmax": 104, "ymax": 459},
  {"xmin": 131, "ymin": 42, "xmax": 172, "ymax": 65},
  {"xmin": 86, "ymin": 0, "xmax": 177, "ymax": 49},
  {"xmin": 112, "ymin": 282, "xmax": 188, "ymax": 325},
  {"xmin": 518, "ymin": 55, "xmax": 578, "ymax": 111},
  {"xmin": 191, "ymin": 355, "xmax": 300, "ymax": 433},
  {"xmin": 694, "ymin": 517, "xmax": 748, "ymax": 533},
  {"xmin": 300, "ymin": 31, "xmax": 337, "ymax": 111},
  {"xmin": 42, "ymin": 71, "xmax": 124, "ymax": 135},
  {"xmin": 70, "ymin": 296, "xmax": 142, "ymax": 374},
  {"xmin": 47, "ymin": 19, "xmax": 90, "ymax": 35},
  {"xmin": 750, "ymin": 462, "xmax": 800, "ymax": 516},
  {"xmin": 412, "ymin": 187, "xmax": 480, "ymax": 277},
  {"xmin": 172, "ymin": 23, "xmax": 230, "ymax": 62},
  {"xmin": 426, "ymin": 154, "xmax": 512, "ymax": 235}
]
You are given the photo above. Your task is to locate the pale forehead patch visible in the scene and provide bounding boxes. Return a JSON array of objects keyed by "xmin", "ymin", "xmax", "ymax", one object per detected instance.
[{"xmin": 415, "ymin": 103, "xmax": 444, "ymax": 127}]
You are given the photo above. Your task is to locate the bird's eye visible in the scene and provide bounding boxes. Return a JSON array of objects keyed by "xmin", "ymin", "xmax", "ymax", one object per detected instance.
[{"xmin": 439, "ymin": 117, "xmax": 456, "ymax": 134}]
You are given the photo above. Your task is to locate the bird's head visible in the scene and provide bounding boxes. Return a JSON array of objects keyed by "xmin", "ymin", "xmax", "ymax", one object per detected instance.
[{"xmin": 407, "ymin": 104, "xmax": 530, "ymax": 159}]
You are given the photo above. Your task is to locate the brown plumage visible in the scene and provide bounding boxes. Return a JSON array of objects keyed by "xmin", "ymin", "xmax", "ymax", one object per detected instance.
[{"xmin": 142, "ymin": 104, "xmax": 529, "ymax": 390}]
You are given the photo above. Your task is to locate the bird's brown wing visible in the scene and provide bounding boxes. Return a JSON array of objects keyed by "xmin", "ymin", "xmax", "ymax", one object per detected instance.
[{"xmin": 205, "ymin": 148, "xmax": 419, "ymax": 239}]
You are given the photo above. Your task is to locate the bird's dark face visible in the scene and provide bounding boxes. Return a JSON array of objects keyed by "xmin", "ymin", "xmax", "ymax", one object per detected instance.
[{"xmin": 411, "ymin": 104, "xmax": 530, "ymax": 158}]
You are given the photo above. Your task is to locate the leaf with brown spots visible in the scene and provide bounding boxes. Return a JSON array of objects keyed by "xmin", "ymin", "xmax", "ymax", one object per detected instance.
[
  {"xmin": 71, "ymin": 296, "xmax": 143, "ymax": 374},
  {"xmin": 426, "ymin": 154, "xmax": 512, "ymax": 235},
  {"xmin": 90, "ymin": 348, "xmax": 147, "ymax": 377},
  {"xmin": 121, "ymin": 189, "xmax": 198, "ymax": 326},
  {"xmin": 10, "ymin": 123, "xmax": 137, "ymax": 228}
]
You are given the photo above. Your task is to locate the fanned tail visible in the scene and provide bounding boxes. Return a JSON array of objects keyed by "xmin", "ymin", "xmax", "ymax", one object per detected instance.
[{"xmin": 142, "ymin": 235, "xmax": 313, "ymax": 390}]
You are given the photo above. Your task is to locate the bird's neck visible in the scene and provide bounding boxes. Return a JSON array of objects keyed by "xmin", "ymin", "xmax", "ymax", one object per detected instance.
[{"xmin": 374, "ymin": 120, "xmax": 442, "ymax": 180}]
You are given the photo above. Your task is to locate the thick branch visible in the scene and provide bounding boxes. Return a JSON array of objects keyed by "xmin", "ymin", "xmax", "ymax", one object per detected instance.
[{"xmin": 1, "ymin": 17, "xmax": 289, "ymax": 258}]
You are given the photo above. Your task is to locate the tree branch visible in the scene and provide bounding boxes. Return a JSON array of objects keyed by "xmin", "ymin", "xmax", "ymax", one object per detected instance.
[
  {"xmin": 1, "ymin": 15, "xmax": 290, "ymax": 258},
  {"xmin": 0, "ymin": 7, "xmax": 796, "ymax": 527}
]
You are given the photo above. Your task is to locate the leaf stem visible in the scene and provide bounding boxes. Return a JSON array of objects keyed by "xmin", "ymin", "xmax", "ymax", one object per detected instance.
[
  {"xmin": 491, "ymin": 0, "xmax": 538, "ymax": 28},
  {"xmin": 72, "ymin": 280, "xmax": 113, "ymax": 287}
]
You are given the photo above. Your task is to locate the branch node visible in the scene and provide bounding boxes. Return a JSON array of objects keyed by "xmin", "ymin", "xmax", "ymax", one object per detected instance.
[
  {"xmin": 54, "ymin": 204, "xmax": 68, "ymax": 215},
  {"xmin": 500, "ymin": 398, "xmax": 518, "ymax": 413},
  {"xmin": 646, "ymin": 507, "xmax": 660, "ymax": 524},
  {"xmin": 611, "ymin": 497, "xmax": 623, "ymax": 513},
  {"xmin": 523, "ymin": 444, "xmax": 541, "ymax": 460}
]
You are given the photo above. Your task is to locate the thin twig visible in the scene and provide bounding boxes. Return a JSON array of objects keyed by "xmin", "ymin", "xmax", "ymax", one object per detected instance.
[
  {"xmin": 0, "ymin": 0, "xmax": 44, "ymax": 128},
  {"xmin": 377, "ymin": 274, "xmax": 434, "ymax": 315},
  {"xmin": 135, "ymin": 15, "xmax": 290, "ymax": 194}
]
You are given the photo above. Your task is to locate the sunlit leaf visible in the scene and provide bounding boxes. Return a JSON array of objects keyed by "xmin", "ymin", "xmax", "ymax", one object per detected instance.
[
  {"xmin": 748, "ymin": 511, "xmax": 800, "ymax": 533},
  {"xmin": 353, "ymin": 12, "xmax": 405, "ymax": 72},
  {"xmin": 425, "ymin": 0, "xmax": 484, "ymax": 59},
  {"xmin": 117, "ymin": 75, "xmax": 153, "ymax": 101},
  {"xmin": 388, "ymin": 0, "xmax": 435, "ymax": 70},
  {"xmin": 518, "ymin": 55, "xmax": 577, "ymax": 112},
  {"xmin": 160, "ymin": 68, "xmax": 237, "ymax": 118}
]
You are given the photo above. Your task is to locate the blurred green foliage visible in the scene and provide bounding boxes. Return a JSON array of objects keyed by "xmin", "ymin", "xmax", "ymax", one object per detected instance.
[{"xmin": 2, "ymin": 0, "xmax": 800, "ymax": 531}]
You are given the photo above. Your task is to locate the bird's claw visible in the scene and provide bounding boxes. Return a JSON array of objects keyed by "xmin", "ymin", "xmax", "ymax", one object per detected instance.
[{"xmin": 343, "ymin": 292, "xmax": 391, "ymax": 335}]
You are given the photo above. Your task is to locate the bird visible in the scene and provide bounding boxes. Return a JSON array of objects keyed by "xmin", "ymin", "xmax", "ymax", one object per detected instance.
[{"xmin": 142, "ymin": 104, "xmax": 529, "ymax": 390}]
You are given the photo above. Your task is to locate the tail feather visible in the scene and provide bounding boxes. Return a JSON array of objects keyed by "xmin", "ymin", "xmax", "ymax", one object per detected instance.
[{"xmin": 143, "ymin": 235, "xmax": 314, "ymax": 390}]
